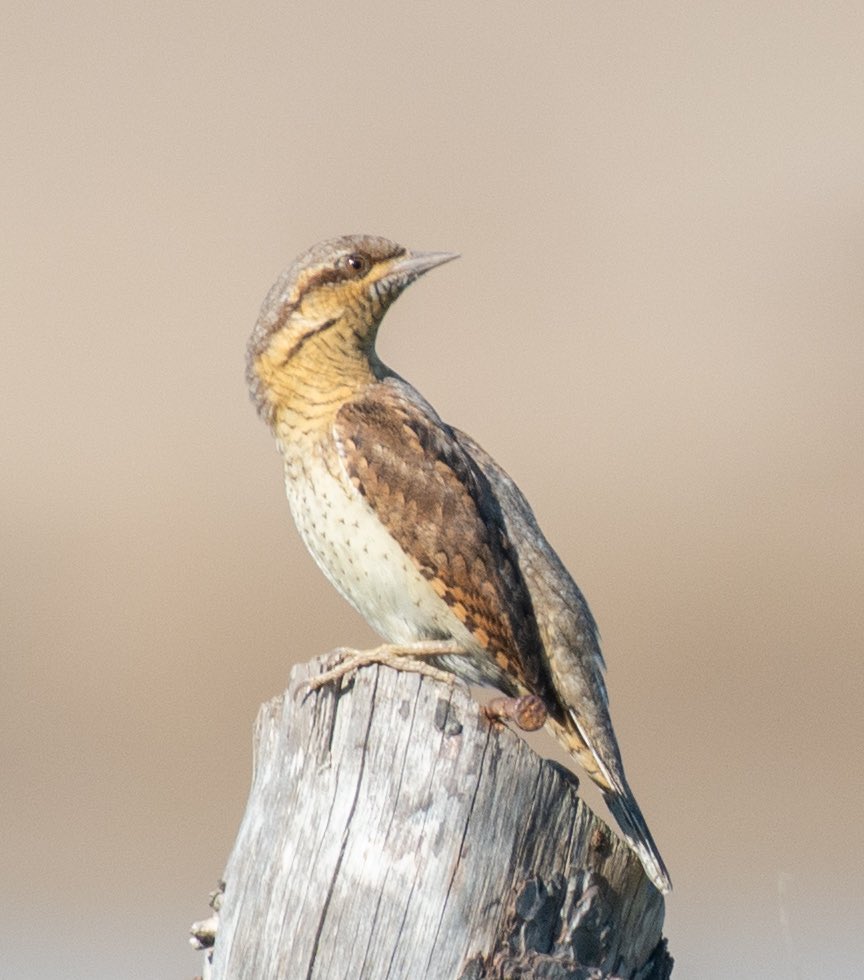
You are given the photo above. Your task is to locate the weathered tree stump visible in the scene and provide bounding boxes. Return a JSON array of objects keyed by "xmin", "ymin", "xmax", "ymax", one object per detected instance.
[{"xmin": 198, "ymin": 655, "xmax": 671, "ymax": 979}]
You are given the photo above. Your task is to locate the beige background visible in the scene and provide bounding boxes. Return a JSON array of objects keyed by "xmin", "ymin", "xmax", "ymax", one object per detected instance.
[{"xmin": 3, "ymin": 2, "xmax": 863, "ymax": 977}]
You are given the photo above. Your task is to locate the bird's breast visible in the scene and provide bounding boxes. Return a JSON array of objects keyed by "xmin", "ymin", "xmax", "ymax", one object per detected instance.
[{"xmin": 281, "ymin": 443, "xmax": 475, "ymax": 651}]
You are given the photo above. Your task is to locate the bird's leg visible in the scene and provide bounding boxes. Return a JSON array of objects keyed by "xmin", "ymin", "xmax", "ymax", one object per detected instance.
[
  {"xmin": 303, "ymin": 640, "xmax": 469, "ymax": 696},
  {"xmin": 483, "ymin": 694, "xmax": 548, "ymax": 732}
]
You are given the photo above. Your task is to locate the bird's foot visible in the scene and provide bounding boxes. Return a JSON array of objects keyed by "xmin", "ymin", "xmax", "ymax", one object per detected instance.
[
  {"xmin": 300, "ymin": 641, "xmax": 467, "ymax": 698},
  {"xmin": 483, "ymin": 694, "xmax": 548, "ymax": 732}
]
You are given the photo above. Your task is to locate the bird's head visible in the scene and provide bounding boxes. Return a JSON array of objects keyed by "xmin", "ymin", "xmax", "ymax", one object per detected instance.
[{"xmin": 246, "ymin": 234, "xmax": 458, "ymax": 425}]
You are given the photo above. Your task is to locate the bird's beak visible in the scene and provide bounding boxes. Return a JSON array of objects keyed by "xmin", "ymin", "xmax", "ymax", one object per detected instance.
[{"xmin": 386, "ymin": 249, "xmax": 460, "ymax": 285}]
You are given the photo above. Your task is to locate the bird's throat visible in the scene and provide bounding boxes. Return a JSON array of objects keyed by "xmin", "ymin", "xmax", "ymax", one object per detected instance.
[{"xmin": 257, "ymin": 324, "xmax": 381, "ymax": 437}]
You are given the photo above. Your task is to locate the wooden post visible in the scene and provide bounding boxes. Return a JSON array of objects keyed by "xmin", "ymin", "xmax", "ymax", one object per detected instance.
[{"xmin": 195, "ymin": 656, "xmax": 672, "ymax": 979}]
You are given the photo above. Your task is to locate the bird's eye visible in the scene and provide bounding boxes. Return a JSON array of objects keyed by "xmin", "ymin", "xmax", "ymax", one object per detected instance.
[{"xmin": 342, "ymin": 253, "xmax": 369, "ymax": 276}]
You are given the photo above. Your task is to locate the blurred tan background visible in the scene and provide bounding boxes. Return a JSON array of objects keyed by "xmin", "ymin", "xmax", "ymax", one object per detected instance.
[{"xmin": 2, "ymin": 2, "xmax": 863, "ymax": 977}]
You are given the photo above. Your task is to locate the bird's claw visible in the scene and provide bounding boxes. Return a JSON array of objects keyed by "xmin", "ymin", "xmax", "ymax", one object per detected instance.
[
  {"xmin": 309, "ymin": 646, "xmax": 370, "ymax": 693},
  {"xmin": 289, "ymin": 647, "xmax": 360, "ymax": 702},
  {"xmin": 483, "ymin": 694, "xmax": 548, "ymax": 732},
  {"xmin": 293, "ymin": 641, "xmax": 464, "ymax": 703}
]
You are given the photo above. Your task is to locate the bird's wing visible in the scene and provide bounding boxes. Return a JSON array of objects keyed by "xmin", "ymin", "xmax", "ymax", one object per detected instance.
[
  {"xmin": 335, "ymin": 384, "xmax": 671, "ymax": 890},
  {"xmin": 450, "ymin": 429, "xmax": 625, "ymax": 781},
  {"xmin": 455, "ymin": 429, "xmax": 672, "ymax": 894},
  {"xmin": 332, "ymin": 377, "xmax": 558, "ymax": 704}
]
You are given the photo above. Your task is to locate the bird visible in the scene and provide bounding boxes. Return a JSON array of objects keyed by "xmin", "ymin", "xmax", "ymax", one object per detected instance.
[{"xmin": 246, "ymin": 233, "xmax": 672, "ymax": 894}]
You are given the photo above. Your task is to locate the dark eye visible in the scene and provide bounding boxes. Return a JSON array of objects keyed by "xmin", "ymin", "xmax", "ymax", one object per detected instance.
[{"xmin": 342, "ymin": 253, "xmax": 369, "ymax": 276}]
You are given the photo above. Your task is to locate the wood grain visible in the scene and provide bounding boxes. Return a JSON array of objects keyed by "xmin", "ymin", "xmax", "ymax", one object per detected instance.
[{"xmin": 205, "ymin": 657, "xmax": 671, "ymax": 979}]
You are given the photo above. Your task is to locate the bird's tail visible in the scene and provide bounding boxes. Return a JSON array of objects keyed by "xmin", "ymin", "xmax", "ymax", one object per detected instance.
[
  {"xmin": 548, "ymin": 715, "xmax": 672, "ymax": 895},
  {"xmin": 603, "ymin": 785, "xmax": 672, "ymax": 895}
]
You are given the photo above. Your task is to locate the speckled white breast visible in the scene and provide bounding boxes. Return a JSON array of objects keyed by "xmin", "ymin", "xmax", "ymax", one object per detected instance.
[{"xmin": 281, "ymin": 439, "xmax": 479, "ymax": 656}]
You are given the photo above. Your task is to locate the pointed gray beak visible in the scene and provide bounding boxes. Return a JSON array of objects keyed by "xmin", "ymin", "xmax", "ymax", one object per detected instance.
[{"xmin": 388, "ymin": 249, "xmax": 460, "ymax": 284}]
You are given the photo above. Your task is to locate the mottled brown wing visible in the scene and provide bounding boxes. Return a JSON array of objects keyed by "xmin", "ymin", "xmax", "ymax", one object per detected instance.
[
  {"xmin": 453, "ymin": 426, "xmax": 673, "ymax": 894},
  {"xmin": 451, "ymin": 429, "xmax": 621, "ymax": 773},
  {"xmin": 333, "ymin": 378, "xmax": 558, "ymax": 706}
]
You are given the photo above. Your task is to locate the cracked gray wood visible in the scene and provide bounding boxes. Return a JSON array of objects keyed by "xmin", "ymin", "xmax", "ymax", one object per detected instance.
[{"xmin": 207, "ymin": 656, "xmax": 671, "ymax": 979}]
